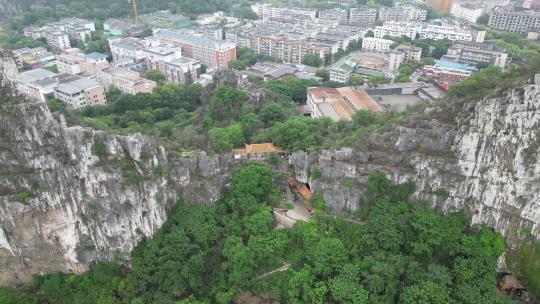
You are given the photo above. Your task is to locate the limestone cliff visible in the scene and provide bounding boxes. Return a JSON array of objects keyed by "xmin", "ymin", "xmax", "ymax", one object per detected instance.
[
  {"xmin": 1, "ymin": 75, "xmax": 540, "ymax": 285},
  {"xmin": 0, "ymin": 100, "xmax": 234, "ymax": 284},
  {"xmin": 290, "ymin": 77, "xmax": 540, "ymax": 246}
]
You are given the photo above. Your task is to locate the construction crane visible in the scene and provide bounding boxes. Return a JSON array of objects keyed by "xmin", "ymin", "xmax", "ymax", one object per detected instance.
[{"xmin": 128, "ymin": 0, "xmax": 139, "ymax": 24}]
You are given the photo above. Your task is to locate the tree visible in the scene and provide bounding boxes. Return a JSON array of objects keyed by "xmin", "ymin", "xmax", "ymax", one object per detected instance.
[
  {"xmin": 143, "ymin": 69, "xmax": 165, "ymax": 83},
  {"xmin": 476, "ymin": 61, "xmax": 490, "ymax": 69},
  {"xmin": 302, "ymin": 54, "xmax": 323, "ymax": 67},
  {"xmin": 400, "ymin": 282, "xmax": 451, "ymax": 304},
  {"xmin": 315, "ymin": 69, "xmax": 329, "ymax": 82},
  {"xmin": 365, "ymin": 30, "xmax": 375, "ymax": 38},
  {"xmin": 349, "ymin": 75, "xmax": 364, "ymax": 86},
  {"xmin": 368, "ymin": 75, "xmax": 391, "ymax": 85},
  {"xmin": 228, "ymin": 60, "xmax": 247, "ymax": 70}
]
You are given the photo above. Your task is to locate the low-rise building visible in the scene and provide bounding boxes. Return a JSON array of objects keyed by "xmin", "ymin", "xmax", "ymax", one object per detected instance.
[
  {"xmin": 307, "ymin": 86, "xmax": 383, "ymax": 121},
  {"xmin": 362, "ymin": 37, "xmax": 393, "ymax": 54},
  {"xmin": 163, "ymin": 57, "xmax": 202, "ymax": 84},
  {"xmin": 374, "ymin": 22, "xmax": 417, "ymax": 40},
  {"xmin": 349, "ymin": 7, "xmax": 378, "ymax": 25},
  {"xmin": 329, "ymin": 58, "xmax": 357, "ymax": 83},
  {"xmin": 443, "ymin": 41, "xmax": 508, "ymax": 68},
  {"xmin": 154, "ymin": 29, "xmax": 236, "ymax": 68},
  {"xmin": 142, "ymin": 44, "xmax": 183, "ymax": 71},
  {"xmin": 56, "ymin": 49, "xmax": 109, "ymax": 75},
  {"xmin": 451, "ymin": 3, "xmax": 485, "ymax": 23},
  {"xmin": 45, "ymin": 31, "xmax": 71, "ymax": 50},
  {"xmin": 232, "ymin": 143, "xmax": 285, "ymax": 160},
  {"xmin": 419, "ymin": 60, "xmax": 475, "ymax": 85},
  {"xmin": 104, "ymin": 18, "xmax": 142, "ymax": 36},
  {"xmin": 12, "ymin": 47, "xmax": 55, "ymax": 69},
  {"xmin": 374, "ymin": 21, "xmax": 473, "ymax": 41},
  {"xmin": 378, "ymin": 6, "xmax": 428, "ymax": 22},
  {"xmin": 16, "ymin": 69, "xmax": 59, "ymax": 102},
  {"xmin": 251, "ymin": 4, "xmax": 317, "ymax": 21},
  {"xmin": 388, "ymin": 45, "xmax": 423, "ymax": 71},
  {"xmin": 54, "ymin": 77, "xmax": 106, "ymax": 108},
  {"xmin": 96, "ymin": 67, "xmax": 156, "ymax": 94},
  {"xmin": 488, "ymin": 6, "xmax": 540, "ymax": 34}
]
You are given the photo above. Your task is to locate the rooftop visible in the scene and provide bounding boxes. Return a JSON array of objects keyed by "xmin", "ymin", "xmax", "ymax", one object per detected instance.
[
  {"xmin": 308, "ymin": 87, "xmax": 383, "ymax": 121},
  {"xmin": 232, "ymin": 143, "xmax": 285, "ymax": 155},
  {"xmin": 154, "ymin": 29, "xmax": 233, "ymax": 48},
  {"xmin": 56, "ymin": 78, "xmax": 101, "ymax": 94},
  {"xmin": 18, "ymin": 69, "xmax": 58, "ymax": 84},
  {"xmin": 86, "ymin": 52, "xmax": 108, "ymax": 61}
]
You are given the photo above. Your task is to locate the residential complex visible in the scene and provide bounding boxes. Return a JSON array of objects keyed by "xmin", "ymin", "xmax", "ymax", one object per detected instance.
[
  {"xmin": 451, "ymin": 3, "xmax": 485, "ymax": 23},
  {"xmin": 153, "ymin": 29, "xmax": 236, "ymax": 68},
  {"xmin": 54, "ymin": 78, "xmax": 107, "ymax": 108},
  {"xmin": 378, "ymin": 6, "xmax": 427, "ymax": 22},
  {"xmin": 96, "ymin": 67, "xmax": 156, "ymax": 94},
  {"xmin": 427, "ymin": 0, "xmax": 455, "ymax": 13},
  {"xmin": 442, "ymin": 41, "xmax": 509, "ymax": 68},
  {"xmin": 104, "ymin": 18, "xmax": 145, "ymax": 36},
  {"xmin": 24, "ymin": 18, "xmax": 96, "ymax": 49},
  {"xmin": 349, "ymin": 7, "xmax": 378, "ymax": 25},
  {"xmin": 163, "ymin": 58, "xmax": 202, "ymax": 84},
  {"xmin": 374, "ymin": 22, "xmax": 474, "ymax": 41},
  {"xmin": 108, "ymin": 36, "xmax": 203, "ymax": 84},
  {"xmin": 56, "ymin": 48, "xmax": 109, "ymax": 75},
  {"xmin": 307, "ymin": 87, "xmax": 383, "ymax": 121},
  {"xmin": 488, "ymin": 6, "xmax": 540, "ymax": 34},
  {"xmin": 251, "ymin": 4, "xmax": 317, "ymax": 21},
  {"xmin": 362, "ymin": 37, "xmax": 393, "ymax": 54},
  {"xmin": 388, "ymin": 45, "xmax": 423, "ymax": 71}
]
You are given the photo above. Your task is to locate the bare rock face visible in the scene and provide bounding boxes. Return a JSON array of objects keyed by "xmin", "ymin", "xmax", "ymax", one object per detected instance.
[
  {"xmin": 289, "ymin": 79, "xmax": 540, "ymax": 246},
  {"xmin": 0, "ymin": 101, "xmax": 234, "ymax": 285}
]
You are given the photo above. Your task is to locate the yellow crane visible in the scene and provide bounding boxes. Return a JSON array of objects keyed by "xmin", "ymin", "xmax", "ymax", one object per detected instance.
[{"xmin": 129, "ymin": 0, "xmax": 139, "ymax": 24}]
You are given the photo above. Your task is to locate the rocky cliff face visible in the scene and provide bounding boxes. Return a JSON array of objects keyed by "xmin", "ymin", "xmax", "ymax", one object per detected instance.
[
  {"xmin": 1, "ymin": 75, "xmax": 540, "ymax": 285},
  {"xmin": 0, "ymin": 101, "xmax": 234, "ymax": 285},
  {"xmin": 290, "ymin": 77, "xmax": 540, "ymax": 246}
]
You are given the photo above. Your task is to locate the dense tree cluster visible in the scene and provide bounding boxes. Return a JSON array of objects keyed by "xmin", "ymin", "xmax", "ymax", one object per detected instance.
[{"xmin": 0, "ymin": 165, "xmax": 513, "ymax": 303}]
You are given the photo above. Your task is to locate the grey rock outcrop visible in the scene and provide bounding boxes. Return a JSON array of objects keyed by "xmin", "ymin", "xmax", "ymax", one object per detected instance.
[
  {"xmin": 0, "ymin": 101, "xmax": 234, "ymax": 285},
  {"xmin": 289, "ymin": 79, "xmax": 540, "ymax": 246}
]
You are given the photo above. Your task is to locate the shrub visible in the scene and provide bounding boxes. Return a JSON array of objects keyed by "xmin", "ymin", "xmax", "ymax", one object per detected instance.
[{"xmin": 434, "ymin": 187, "xmax": 450, "ymax": 199}]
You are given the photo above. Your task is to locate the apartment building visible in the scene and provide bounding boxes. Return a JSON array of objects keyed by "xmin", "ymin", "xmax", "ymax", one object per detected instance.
[
  {"xmin": 56, "ymin": 48, "xmax": 109, "ymax": 75},
  {"xmin": 378, "ymin": 6, "xmax": 428, "ymax": 22},
  {"xmin": 54, "ymin": 78, "xmax": 106, "ymax": 108},
  {"xmin": 451, "ymin": 3, "xmax": 485, "ymax": 23},
  {"xmin": 142, "ymin": 44, "xmax": 183, "ymax": 71},
  {"xmin": 427, "ymin": 0, "xmax": 455, "ymax": 13},
  {"xmin": 96, "ymin": 67, "xmax": 156, "ymax": 94},
  {"xmin": 163, "ymin": 57, "xmax": 202, "ymax": 84},
  {"xmin": 362, "ymin": 37, "xmax": 393, "ymax": 54},
  {"xmin": 388, "ymin": 45, "xmax": 423, "ymax": 71},
  {"xmin": 329, "ymin": 58, "xmax": 357, "ymax": 83},
  {"xmin": 488, "ymin": 6, "xmax": 540, "ymax": 34},
  {"xmin": 307, "ymin": 87, "xmax": 383, "ymax": 121},
  {"xmin": 153, "ymin": 29, "xmax": 236, "ymax": 68},
  {"xmin": 16, "ymin": 69, "xmax": 59, "ymax": 102},
  {"xmin": 319, "ymin": 8, "xmax": 350, "ymax": 25},
  {"xmin": 109, "ymin": 37, "xmax": 153, "ymax": 62},
  {"xmin": 104, "ymin": 18, "xmax": 140, "ymax": 36},
  {"xmin": 375, "ymin": 22, "xmax": 473, "ymax": 41},
  {"xmin": 23, "ymin": 18, "xmax": 95, "ymax": 47},
  {"xmin": 251, "ymin": 4, "xmax": 317, "ymax": 21},
  {"xmin": 374, "ymin": 22, "xmax": 417, "ymax": 40},
  {"xmin": 349, "ymin": 7, "xmax": 378, "ymax": 25},
  {"xmin": 443, "ymin": 41, "xmax": 509, "ymax": 67}
]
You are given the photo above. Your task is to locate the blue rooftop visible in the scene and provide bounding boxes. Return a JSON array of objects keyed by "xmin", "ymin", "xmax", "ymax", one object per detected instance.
[
  {"xmin": 86, "ymin": 52, "xmax": 108, "ymax": 60},
  {"xmin": 435, "ymin": 60, "xmax": 478, "ymax": 72}
]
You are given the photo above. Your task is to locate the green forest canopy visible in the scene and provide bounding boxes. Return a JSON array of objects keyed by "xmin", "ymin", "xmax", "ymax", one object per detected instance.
[{"xmin": 0, "ymin": 164, "xmax": 516, "ymax": 304}]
